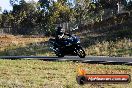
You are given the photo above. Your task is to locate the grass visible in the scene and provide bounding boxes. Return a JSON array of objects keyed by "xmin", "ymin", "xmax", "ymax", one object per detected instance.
[
  {"xmin": 0, "ymin": 30, "xmax": 131, "ymax": 88},
  {"xmin": 0, "ymin": 35, "xmax": 50, "ymax": 56},
  {"xmin": 0, "ymin": 36, "xmax": 131, "ymax": 57},
  {"xmin": 0, "ymin": 42, "xmax": 53, "ymax": 56},
  {"xmin": 84, "ymin": 38, "xmax": 132, "ymax": 57},
  {"xmin": 0, "ymin": 59, "xmax": 131, "ymax": 88},
  {"xmin": 80, "ymin": 24, "xmax": 132, "ymax": 57},
  {"xmin": 0, "ymin": 13, "xmax": 131, "ymax": 88},
  {"xmin": 0, "ymin": 23, "xmax": 132, "ymax": 57}
]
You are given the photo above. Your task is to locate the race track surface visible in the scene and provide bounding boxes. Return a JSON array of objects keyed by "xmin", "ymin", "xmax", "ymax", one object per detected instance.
[{"xmin": 0, "ymin": 56, "xmax": 132, "ymax": 65}]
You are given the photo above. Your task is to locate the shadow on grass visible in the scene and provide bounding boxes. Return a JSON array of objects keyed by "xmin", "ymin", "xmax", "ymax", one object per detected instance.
[
  {"xmin": 0, "ymin": 18, "xmax": 131, "ymax": 57},
  {"xmin": 0, "ymin": 40, "xmax": 54, "ymax": 56},
  {"xmin": 81, "ymin": 21, "xmax": 132, "ymax": 48}
]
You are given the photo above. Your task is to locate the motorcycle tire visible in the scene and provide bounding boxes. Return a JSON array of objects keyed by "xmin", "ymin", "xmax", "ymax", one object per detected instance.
[
  {"xmin": 76, "ymin": 47, "xmax": 86, "ymax": 58},
  {"xmin": 54, "ymin": 48, "xmax": 64, "ymax": 58},
  {"xmin": 56, "ymin": 53, "xmax": 64, "ymax": 58}
]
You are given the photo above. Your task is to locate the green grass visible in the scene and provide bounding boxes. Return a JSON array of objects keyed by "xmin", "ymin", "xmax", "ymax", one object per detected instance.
[{"xmin": 0, "ymin": 59, "xmax": 131, "ymax": 88}]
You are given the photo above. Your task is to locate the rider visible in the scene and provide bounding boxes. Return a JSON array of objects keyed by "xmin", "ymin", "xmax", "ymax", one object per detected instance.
[{"xmin": 55, "ymin": 26, "xmax": 71, "ymax": 46}]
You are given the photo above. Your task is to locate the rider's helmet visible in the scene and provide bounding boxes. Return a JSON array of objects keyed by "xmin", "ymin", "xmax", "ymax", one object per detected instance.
[{"xmin": 57, "ymin": 26, "xmax": 65, "ymax": 34}]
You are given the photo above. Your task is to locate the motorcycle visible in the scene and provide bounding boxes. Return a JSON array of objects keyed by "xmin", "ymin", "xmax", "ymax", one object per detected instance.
[{"xmin": 49, "ymin": 35, "xmax": 86, "ymax": 58}]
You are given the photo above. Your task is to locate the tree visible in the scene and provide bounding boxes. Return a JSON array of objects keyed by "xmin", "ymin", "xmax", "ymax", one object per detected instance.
[
  {"xmin": 0, "ymin": 6, "xmax": 1, "ymax": 12},
  {"xmin": 38, "ymin": 0, "xmax": 50, "ymax": 11},
  {"xmin": 73, "ymin": 0, "xmax": 103, "ymax": 26},
  {"xmin": 125, "ymin": 0, "xmax": 132, "ymax": 11},
  {"xmin": 9, "ymin": 0, "xmax": 38, "ymax": 34},
  {"xmin": 36, "ymin": 0, "xmax": 74, "ymax": 35},
  {"xmin": 10, "ymin": 0, "xmax": 19, "ymax": 6},
  {"xmin": 0, "ymin": 6, "xmax": 2, "ymax": 28}
]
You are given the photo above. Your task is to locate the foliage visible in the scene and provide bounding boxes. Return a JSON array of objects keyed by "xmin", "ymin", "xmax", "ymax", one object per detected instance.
[
  {"xmin": 0, "ymin": 0, "xmax": 131, "ymax": 35},
  {"xmin": 125, "ymin": 1, "xmax": 132, "ymax": 11},
  {"xmin": 0, "ymin": 6, "xmax": 1, "ymax": 12}
]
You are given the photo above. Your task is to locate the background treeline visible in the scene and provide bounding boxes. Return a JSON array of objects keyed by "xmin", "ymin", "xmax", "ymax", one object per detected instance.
[{"xmin": 0, "ymin": 0, "xmax": 132, "ymax": 36}]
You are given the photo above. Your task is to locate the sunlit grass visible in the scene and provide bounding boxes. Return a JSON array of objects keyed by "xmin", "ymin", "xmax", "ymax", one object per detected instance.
[
  {"xmin": 0, "ymin": 60, "xmax": 131, "ymax": 88},
  {"xmin": 0, "ymin": 35, "xmax": 130, "ymax": 88}
]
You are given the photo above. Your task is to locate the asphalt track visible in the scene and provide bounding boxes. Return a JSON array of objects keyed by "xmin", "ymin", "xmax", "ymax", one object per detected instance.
[{"xmin": 0, "ymin": 56, "xmax": 132, "ymax": 65}]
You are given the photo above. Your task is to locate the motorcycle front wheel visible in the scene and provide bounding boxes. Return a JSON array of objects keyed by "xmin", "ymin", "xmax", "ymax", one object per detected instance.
[{"xmin": 76, "ymin": 47, "xmax": 86, "ymax": 58}]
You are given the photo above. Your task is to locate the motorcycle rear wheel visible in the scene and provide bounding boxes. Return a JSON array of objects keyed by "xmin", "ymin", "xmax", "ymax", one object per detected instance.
[
  {"xmin": 56, "ymin": 53, "xmax": 64, "ymax": 57},
  {"xmin": 54, "ymin": 48, "xmax": 64, "ymax": 58}
]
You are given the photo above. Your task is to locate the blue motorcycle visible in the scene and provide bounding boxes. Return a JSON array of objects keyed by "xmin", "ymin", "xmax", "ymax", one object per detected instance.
[{"xmin": 49, "ymin": 35, "xmax": 86, "ymax": 58}]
